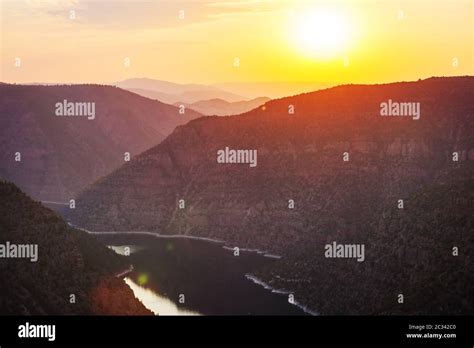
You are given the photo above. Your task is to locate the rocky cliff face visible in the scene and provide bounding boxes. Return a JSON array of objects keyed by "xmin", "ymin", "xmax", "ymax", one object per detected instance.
[
  {"xmin": 68, "ymin": 77, "xmax": 474, "ymax": 314},
  {"xmin": 0, "ymin": 84, "xmax": 201, "ymax": 202}
]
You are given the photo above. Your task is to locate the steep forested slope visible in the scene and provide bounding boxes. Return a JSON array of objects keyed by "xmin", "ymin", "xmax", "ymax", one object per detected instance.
[
  {"xmin": 0, "ymin": 84, "xmax": 201, "ymax": 201},
  {"xmin": 0, "ymin": 181, "xmax": 151, "ymax": 315}
]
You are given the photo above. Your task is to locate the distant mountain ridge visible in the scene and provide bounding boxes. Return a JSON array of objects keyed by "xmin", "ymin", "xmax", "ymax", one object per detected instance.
[
  {"xmin": 116, "ymin": 78, "xmax": 246, "ymax": 104},
  {"xmin": 68, "ymin": 76, "xmax": 474, "ymax": 314},
  {"xmin": 175, "ymin": 97, "xmax": 271, "ymax": 116},
  {"xmin": 212, "ymin": 81, "xmax": 334, "ymax": 99},
  {"xmin": 0, "ymin": 83, "xmax": 201, "ymax": 202}
]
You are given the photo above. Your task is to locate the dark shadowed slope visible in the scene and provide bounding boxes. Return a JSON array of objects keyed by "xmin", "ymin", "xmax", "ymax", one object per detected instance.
[
  {"xmin": 0, "ymin": 181, "xmax": 151, "ymax": 315},
  {"xmin": 253, "ymin": 167, "xmax": 473, "ymax": 314},
  {"xmin": 0, "ymin": 84, "xmax": 201, "ymax": 202},
  {"xmin": 68, "ymin": 76, "xmax": 474, "ymax": 314}
]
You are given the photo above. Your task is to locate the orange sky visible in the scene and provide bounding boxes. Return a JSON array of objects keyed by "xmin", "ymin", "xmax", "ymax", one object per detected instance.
[{"xmin": 1, "ymin": 0, "xmax": 472, "ymax": 88}]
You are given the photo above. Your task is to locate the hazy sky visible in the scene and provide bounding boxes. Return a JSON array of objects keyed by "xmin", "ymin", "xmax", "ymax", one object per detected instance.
[{"xmin": 1, "ymin": 0, "xmax": 472, "ymax": 86}]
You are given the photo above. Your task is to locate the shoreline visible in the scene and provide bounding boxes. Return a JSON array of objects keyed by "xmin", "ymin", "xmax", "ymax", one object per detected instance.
[
  {"xmin": 68, "ymin": 223, "xmax": 282, "ymax": 258},
  {"xmin": 222, "ymin": 245, "xmax": 282, "ymax": 259},
  {"xmin": 115, "ymin": 265, "xmax": 134, "ymax": 278},
  {"xmin": 67, "ymin": 223, "xmax": 226, "ymax": 244},
  {"xmin": 245, "ymin": 274, "xmax": 319, "ymax": 316}
]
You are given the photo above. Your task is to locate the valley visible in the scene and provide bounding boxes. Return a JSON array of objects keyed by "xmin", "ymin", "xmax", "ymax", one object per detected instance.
[
  {"xmin": 66, "ymin": 77, "xmax": 474, "ymax": 315},
  {"xmin": 1, "ymin": 77, "xmax": 472, "ymax": 316}
]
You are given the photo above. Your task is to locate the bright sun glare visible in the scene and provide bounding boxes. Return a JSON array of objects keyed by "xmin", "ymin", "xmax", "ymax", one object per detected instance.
[{"xmin": 294, "ymin": 9, "xmax": 350, "ymax": 59}]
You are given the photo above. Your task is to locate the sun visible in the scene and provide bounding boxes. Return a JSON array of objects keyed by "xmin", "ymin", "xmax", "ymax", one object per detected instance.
[{"xmin": 293, "ymin": 9, "xmax": 350, "ymax": 59}]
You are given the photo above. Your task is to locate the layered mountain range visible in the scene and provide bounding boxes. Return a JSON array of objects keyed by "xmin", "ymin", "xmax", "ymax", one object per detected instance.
[
  {"xmin": 0, "ymin": 84, "xmax": 201, "ymax": 202},
  {"xmin": 174, "ymin": 97, "xmax": 270, "ymax": 116},
  {"xmin": 115, "ymin": 78, "xmax": 246, "ymax": 104},
  {"xmin": 0, "ymin": 181, "xmax": 151, "ymax": 315},
  {"xmin": 115, "ymin": 78, "xmax": 271, "ymax": 115}
]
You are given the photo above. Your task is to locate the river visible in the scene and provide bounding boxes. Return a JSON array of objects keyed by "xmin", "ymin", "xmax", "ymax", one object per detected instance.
[{"xmin": 94, "ymin": 233, "xmax": 307, "ymax": 315}]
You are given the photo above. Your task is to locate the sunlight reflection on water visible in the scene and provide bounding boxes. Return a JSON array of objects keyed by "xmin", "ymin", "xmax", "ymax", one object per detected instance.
[{"xmin": 124, "ymin": 277, "xmax": 201, "ymax": 316}]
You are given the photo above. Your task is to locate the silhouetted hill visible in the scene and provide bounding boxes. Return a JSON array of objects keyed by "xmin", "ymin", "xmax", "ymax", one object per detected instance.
[
  {"xmin": 68, "ymin": 76, "xmax": 474, "ymax": 314},
  {"xmin": 0, "ymin": 84, "xmax": 201, "ymax": 202},
  {"xmin": 176, "ymin": 97, "xmax": 271, "ymax": 116},
  {"xmin": 0, "ymin": 181, "xmax": 151, "ymax": 315}
]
